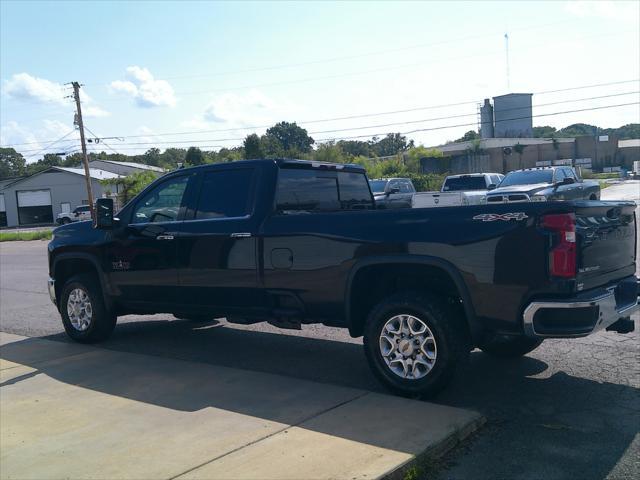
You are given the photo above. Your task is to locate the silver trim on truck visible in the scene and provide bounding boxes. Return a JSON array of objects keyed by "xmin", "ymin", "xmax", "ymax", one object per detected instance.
[{"xmin": 523, "ymin": 287, "xmax": 639, "ymax": 338}]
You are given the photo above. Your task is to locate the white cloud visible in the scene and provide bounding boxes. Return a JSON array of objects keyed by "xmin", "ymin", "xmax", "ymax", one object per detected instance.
[
  {"xmin": 0, "ymin": 120, "xmax": 79, "ymax": 161},
  {"xmin": 202, "ymin": 89, "xmax": 278, "ymax": 126},
  {"xmin": 564, "ymin": 1, "xmax": 640, "ymax": 22},
  {"xmin": 3, "ymin": 73, "xmax": 66, "ymax": 105},
  {"xmin": 0, "ymin": 121, "xmax": 41, "ymax": 150},
  {"xmin": 180, "ymin": 90, "xmax": 295, "ymax": 137},
  {"xmin": 2, "ymin": 73, "xmax": 110, "ymax": 118},
  {"xmin": 109, "ymin": 66, "xmax": 176, "ymax": 108}
]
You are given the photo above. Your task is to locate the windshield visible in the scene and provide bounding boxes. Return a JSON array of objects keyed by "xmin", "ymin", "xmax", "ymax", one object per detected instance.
[
  {"xmin": 369, "ymin": 180, "xmax": 387, "ymax": 194},
  {"xmin": 442, "ymin": 176, "xmax": 487, "ymax": 191},
  {"xmin": 500, "ymin": 170, "xmax": 553, "ymax": 187}
]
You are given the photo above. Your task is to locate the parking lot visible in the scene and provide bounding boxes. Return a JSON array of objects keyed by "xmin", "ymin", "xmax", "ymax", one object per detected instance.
[{"xmin": 1, "ymin": 181, "xmax": 639, "ymax": 479}]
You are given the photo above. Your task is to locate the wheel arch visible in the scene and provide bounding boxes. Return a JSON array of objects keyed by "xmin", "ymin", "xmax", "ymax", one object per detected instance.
[
  {"xmin": 345, "ymin": 256, "xmax": 481, "ymax": 341},
  {"xmin": 52, "ymin": 253, "xmax": 112, "ymax": 310}
]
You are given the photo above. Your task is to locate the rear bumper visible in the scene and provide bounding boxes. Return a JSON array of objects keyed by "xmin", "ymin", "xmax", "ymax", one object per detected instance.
[{"xmin": 523, "ymin": 276, "xmax": 639, "ymax": 338}]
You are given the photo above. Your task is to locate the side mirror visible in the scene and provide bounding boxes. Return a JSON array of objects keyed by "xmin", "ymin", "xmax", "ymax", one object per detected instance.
[
  {"xmin": 562, "ymin": 177, "xmax": 574, "ymax": 185},
  {"xmin": 487, "ymin": 183, "xmax": 497, "ymax": 190},
  {"xmin": 386, "ymin": 187, "xmax": 400, "ymax": 196},
  {"xmin": 94, "ymin": 198, "xmax": 115, "ymax": 229}
]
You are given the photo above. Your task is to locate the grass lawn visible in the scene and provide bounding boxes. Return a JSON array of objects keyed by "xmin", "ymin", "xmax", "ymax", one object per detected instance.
[{"xmin": 0, "ymin": 230, "xmax": 53, "ymax": 242}]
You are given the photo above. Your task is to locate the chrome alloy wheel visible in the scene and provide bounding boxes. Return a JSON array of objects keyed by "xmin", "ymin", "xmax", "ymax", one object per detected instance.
[
  {"xmin": 379, "ymin": 314, "xmax": 437, "ymax": 380},
  {"xmin": 66, "ymin": 288, "xmax": 93, "ymax": 331}
]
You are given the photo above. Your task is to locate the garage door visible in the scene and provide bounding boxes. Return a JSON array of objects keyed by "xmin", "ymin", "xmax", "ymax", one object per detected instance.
[
  {"xmin": 17, "ymin": 189, "xmax": 53, "ymax": 225},
  {"xmin": 0, "ymin": 193, "xmax": 6, "ymax": 227}
]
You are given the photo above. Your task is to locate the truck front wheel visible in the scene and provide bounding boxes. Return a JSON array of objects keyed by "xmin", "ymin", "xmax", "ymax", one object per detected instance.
[
  {"xmin": 363, "ymin": 293, "xmax": 468, "ymax": 398},
  {"xmin": 60, "ymin": 274, "xmax": 116, "ymax": 343},
  {"xmin": 477, "ymin": 333, "xmax": 542, "ymax": 358}
]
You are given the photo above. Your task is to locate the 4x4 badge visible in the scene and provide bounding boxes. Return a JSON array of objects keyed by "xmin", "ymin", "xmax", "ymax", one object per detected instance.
[{"xmin": 473, "ymin": 212, "xmax": 528, "ymax": 222}]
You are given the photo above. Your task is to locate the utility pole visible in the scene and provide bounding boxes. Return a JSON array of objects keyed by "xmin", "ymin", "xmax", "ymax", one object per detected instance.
[{"xmin": 71, "ymin": 82, "xmax": 95, "ymax": 219}]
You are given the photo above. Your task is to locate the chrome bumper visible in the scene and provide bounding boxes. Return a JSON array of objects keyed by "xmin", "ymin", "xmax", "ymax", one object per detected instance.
[
  {"xmin": 523, "ymin": 283, "xmax": 639, "ymax": 338},
  {"xmin": 48, "ymin": 277, "xmax": 56, "ymax": 305}
]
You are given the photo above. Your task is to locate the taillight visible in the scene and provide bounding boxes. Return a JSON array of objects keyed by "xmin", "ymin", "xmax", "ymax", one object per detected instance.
[{"xmin": 541, "ymin": 213, "xmax": 576, "ymax": 278}]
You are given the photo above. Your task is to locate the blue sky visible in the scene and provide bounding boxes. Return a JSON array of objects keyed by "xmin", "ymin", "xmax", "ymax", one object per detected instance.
[{"xmin": 1, "ymin": 0, "xmax": 639, "ymax": 162}]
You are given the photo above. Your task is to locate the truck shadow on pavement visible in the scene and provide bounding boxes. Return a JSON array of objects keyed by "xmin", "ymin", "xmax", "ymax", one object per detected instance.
[{"xmin": 1, "ymin": 317, "xmax": 638, "ymax": 479}]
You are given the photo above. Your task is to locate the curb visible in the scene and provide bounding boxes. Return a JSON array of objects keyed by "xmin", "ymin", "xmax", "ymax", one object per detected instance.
[{"xmin": 380, "ymin": 413, "xmax": 486, "ymax": 480}]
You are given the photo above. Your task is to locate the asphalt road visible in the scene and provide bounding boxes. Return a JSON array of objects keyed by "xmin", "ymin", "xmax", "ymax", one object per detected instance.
[{"xmin": 1, "ymin": 181, "xmax": 638, "ymax": 480}]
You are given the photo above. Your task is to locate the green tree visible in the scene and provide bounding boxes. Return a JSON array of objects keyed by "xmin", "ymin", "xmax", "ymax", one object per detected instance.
[
  {"xmin": 370, "ymin": 133, "xmax": 413, "ymax": 157},
  {"xmin": 100, "ymin": 170, "xmax": 158, "ymax": 206},
  {"xmin": 405, "ymin": 146, "xmax": 443, "ymax": 173},
  {"xmin": 161, "ymin": 148, "xmax": 186, "ymax": 168},
  {"xmin": 265, "ymin": 121, "xmax": 315, "ymax": 155},
  {"xmin": 0, "ymin": 148, "xmax": 26, "ymax": 178},
  {"xmin": 313, "ymin": 142, "xmax": 344, "ymax": 163},
  {"xmin": 453, "ymin": 130, "xmax": 480, "ymax": 142},
  {"xmin": 243, "ymin": 134, "xmax": 264, "ymax": 159},
  {"xmin": 185, "ymin": 146, "xmax": 205, "ymax": 166},
  {"xmin": 337, "ymin": 140, "xmax": 371, "ymax": 157},
  {"xmin": 532, "ymin": 126, "xmax": 557, "ymax": 138},
  {"xmin": 142, "ymin": 148, "xmax": 162, "ymax": 166}
]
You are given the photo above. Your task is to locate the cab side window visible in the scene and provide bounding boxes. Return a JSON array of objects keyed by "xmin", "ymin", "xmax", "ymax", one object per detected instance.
[
  {"xmin": 398, "ymin": 180, "xmax": 414, "ymax": 193},
  {"xmin": 132, "ymin": 176, "xmax": 189, "ymax": 224},
  {"xmin": 195, "ymin": 169, "xmax": 255, "ymax": 219}
]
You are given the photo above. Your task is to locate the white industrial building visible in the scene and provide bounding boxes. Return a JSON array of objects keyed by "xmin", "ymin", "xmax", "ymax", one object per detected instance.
[{"xmin": 0, "ymin": 161, "xmax": 164, "ymax": 228}]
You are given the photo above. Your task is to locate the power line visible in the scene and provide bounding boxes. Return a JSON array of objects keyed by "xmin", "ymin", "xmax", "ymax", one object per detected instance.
[
  {"xmin": 4, "ymin": 82, "xmax": 639, "ymax": 151},
  {"xmin": 26, "ymin": 101, "xmax": 640, "ymax": 156},
  {"xmin": 16, "ymin": 90, "xmax": 637, "ymax": 152},
  {"xmin": 9, "ymin": 78, "xmax": 634, "ymax": 149},
  {"xmin": 318, "ymin": 102, "xmax": 640, "ymax": 142},
  {"xmin": 21, "ymin": 130, "xmax": 78, "ymax": 159}
]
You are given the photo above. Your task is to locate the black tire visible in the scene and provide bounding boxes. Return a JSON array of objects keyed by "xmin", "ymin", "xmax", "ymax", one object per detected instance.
[
  {"xmin": 60, "ymin": 274, "xmax": 116, "ymax": 343},
  {"xmin": 62, "ymin": 218, "xmax": 71, "ymax": 224},
  {"xmin": 589, "ymin": 194, "xmax": 598, "ymax": 200},
  {"xmin": 363, "ymin": 292, "xmax": 469, "ymax": 398},
  {"xmin": 173, "ymin": 314, "xmax": 215, "ymax": 322},
  {"xmin": 477, "ymin": 333, "xmax": 543, "ymax": 358}
]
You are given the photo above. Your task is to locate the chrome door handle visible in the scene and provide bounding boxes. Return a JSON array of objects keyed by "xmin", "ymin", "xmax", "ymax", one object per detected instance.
[
  {"xmin": 230, "ymin": 232, "xmax": 252, "ymax": 238},
  {"xmin": 156, "ymin": 235, "xmax": 175, "ymax": 240}
]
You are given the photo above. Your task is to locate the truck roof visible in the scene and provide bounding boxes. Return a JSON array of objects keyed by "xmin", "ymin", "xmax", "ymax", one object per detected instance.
[{"xmin": 169, "ymin": 158, "xmax": 366, "ymax": 175}]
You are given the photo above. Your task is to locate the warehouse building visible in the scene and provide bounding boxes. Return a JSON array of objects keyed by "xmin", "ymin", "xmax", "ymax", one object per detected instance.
[
  {"xmin": 0, "ymin": 167, "xmax": 123, "ymax": 227},
  {"xmin": 0, "ymin": 160, "xmax": 165, "ymax": 228}
]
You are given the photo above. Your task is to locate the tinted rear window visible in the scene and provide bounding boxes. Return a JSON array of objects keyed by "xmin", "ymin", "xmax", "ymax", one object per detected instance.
[
  {"xmin": 443, "ymin": 176, "xmax": 487, "ymax": 191},
  {"xmin": 500, "ymin": 170, "xmax": 553, "ymax": 187},
  {"xmin": 195, "ymin": 169, "xmax": 255, "ymax": 219},
  {"xmin": 276, "ymin": 168, "xmax": 373, "ymax": 212}
]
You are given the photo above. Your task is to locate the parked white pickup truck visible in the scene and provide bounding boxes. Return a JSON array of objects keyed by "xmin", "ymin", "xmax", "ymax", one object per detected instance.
[
  {"xmin": 412, "ymin": 173, "xmax": 504, "ymax": 208},
  {"xmin": 56, "ymin": 205, "xmax": 92, "ymax": 224}
]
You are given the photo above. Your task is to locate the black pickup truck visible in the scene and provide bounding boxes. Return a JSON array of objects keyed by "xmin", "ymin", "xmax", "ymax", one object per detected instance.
[{"xmin": 48, "ymin": 159, "xmax": 639, "ymax": 397}]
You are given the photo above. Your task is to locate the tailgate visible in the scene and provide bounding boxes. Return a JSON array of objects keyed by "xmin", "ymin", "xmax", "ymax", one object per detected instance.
[
  {"xmin": 412, "ymin": 192, "xmax": 462, "ymax": 208},
  {"xmin": 576, "ymin": 201, "xmax": 637, "ymax": 288}
]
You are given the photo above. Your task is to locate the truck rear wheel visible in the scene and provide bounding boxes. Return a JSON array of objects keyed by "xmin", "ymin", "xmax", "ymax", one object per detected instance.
[
  {"xmin": 60, "ymin": 274, "xmax": 116, "ymax": 343},
  {"xmin": 478, "ymin": 333, "xmax": 542, "ymax": 358},
  {"xmin": 363, "ymin": 292, "xmax": 468, "ymax": 398}
]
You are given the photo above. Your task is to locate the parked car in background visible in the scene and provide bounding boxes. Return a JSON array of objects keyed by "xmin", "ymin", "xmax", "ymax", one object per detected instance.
[
  {"xmin": 485, "ymin": 166, "xmax": 600, "ymax": 204},
  {"xmin": 412, "ymin": 173, "xmax": 504, "ymax": 208},
  {"xmin": 369, "ymin": 178, "xmax": 416, "ymax": 208},
  {"xmin": 56, "ymin": 205, "xmax": 91, "ymax": 225}
]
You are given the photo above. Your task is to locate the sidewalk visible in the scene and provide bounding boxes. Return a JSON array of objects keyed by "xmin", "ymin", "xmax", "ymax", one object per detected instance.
[{"xmin": 0, "ymin": 332, "xmax": 483, "ymax": 480}]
